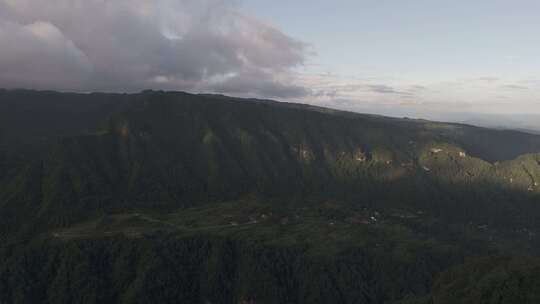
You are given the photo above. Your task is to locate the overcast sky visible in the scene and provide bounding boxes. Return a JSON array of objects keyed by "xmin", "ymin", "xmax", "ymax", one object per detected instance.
[{"xmin": 1, "ymin": 0, "xmax": 539, "ymax": 127}]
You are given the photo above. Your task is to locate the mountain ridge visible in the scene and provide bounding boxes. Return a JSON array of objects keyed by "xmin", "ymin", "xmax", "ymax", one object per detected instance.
[{"xmin": 1, "ymin": 89, "xmax": 540, "ymax": 303}]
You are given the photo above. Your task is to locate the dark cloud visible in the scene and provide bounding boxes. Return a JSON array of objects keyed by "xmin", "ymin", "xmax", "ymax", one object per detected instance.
[
  {"xmin": 207, "ymin": 68, "xmax": 311, "ymax": 99},
  {"xmin": 410, "ymin": 85, "xmax": 427, "ymax": 91},
  {"xmin": 366, "ymin": 84, "xmax": 415, "ymax": 97},
  {"xmin": 477, "ymin": 77, "xmax": 500, "ymax": 82},
  {"xmin": 500, "ymin": 84, "xmax": 529, "ymax": 90},
  {"xmin": 0, "ymin": 19, "xmax": 92, "ymax": 90},
  {"xmin": 0, "ymin": 0, "xmax": 310, "ymax": 97},
  {"xmin": 367, "ymin": 84, "xmax": 399, "ymax": 94}
]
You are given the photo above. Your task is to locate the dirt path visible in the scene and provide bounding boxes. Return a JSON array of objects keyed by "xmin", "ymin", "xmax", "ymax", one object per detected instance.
[{"xmin": 51, "ymin": 214, "xmax": 259, "ymax": 239}]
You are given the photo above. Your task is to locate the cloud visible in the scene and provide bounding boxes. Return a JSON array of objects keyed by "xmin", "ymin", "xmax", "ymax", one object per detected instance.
[
  {"xmin": 0, "ymin": 0, "xmax": 310, "ymax": 96},
  {"xmin": 365, "ymin": 84, "xmax": 415, "ymax": 98},
  {"xmin": 206, "ymin": 68, "xmax": 311, "ymax": 98},
  {"xmin": 292, "ymin": 71, "xmax": 427, "ymax": 111},
  {"xmin": 409, "ymin": 85, "xmax": 427, "ymax": 91},
  {"xmin": 476, "ymin": 77, "xmax": 500, "ymax": 83},
  {"xmin": 500, "ymin": 84, "xmax": 529, "ymax": 90},
  {"xmin": 0, "ymin": 19, "xmax": 91, "ymax": 90},
  {"xmin": 366, "ymin": 84, "xmax": 401, "ymax": 94}
]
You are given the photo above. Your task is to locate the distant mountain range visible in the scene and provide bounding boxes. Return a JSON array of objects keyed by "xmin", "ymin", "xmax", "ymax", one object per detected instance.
[
  {"xmin": 1, "ymin": 89, "xmax": 540, "ymax": 304},
  {"xmin": 425, "ymin": 111, "xmax": 540, "ymax": 134}
]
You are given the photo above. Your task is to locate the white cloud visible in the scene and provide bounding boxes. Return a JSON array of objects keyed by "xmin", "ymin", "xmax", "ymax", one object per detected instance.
[
  {"xmin": 0, "ymin": 0, "xmax": 309, "ymax": 96},
  {"xmin": 1, "ymin": 0, "xmax": 539, "ymax": 120}
]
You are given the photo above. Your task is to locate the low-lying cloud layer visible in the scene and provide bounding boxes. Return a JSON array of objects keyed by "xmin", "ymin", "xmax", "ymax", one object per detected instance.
[{"xmin": 0, "ymin": 0, "xmax": 309, "ymax": 97}]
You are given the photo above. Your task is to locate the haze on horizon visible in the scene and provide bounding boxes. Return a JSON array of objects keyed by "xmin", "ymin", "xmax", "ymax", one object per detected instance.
[{"xmin": 1, "ymin": 0, "xmax": 539, "ymax": 131}]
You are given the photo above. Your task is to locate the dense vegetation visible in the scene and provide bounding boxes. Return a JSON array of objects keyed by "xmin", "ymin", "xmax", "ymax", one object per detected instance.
[{"xmin": 1, "ymin": 89, "xmax": 540, "ymax": 303}]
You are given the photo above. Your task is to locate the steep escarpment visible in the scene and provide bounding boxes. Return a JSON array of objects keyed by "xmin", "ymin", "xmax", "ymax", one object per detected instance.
[{"xmin": 2, "ymin": 90, "xmax": 540, "ymax": 303}]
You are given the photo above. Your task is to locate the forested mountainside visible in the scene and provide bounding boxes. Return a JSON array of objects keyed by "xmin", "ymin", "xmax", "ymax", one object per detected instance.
[{"xmin": 1, "ymin": 89, "xmax": 540, "ymax": 303}]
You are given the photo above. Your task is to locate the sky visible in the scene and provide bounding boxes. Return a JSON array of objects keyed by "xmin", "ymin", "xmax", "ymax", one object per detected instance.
[{"xmin": 1, "ymin": 0, "xmax": 539, "ymax": 128}]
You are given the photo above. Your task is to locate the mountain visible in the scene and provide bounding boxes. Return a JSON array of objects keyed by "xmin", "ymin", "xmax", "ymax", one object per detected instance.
[{"xmin": 1, "ymin": 89, "xmax": 540, "ymax": 303}]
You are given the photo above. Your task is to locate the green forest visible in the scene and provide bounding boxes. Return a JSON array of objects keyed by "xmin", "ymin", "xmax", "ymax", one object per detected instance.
[{"xmin": 1, "ymin": 89, "xmax": 540, "ymax": 303}]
